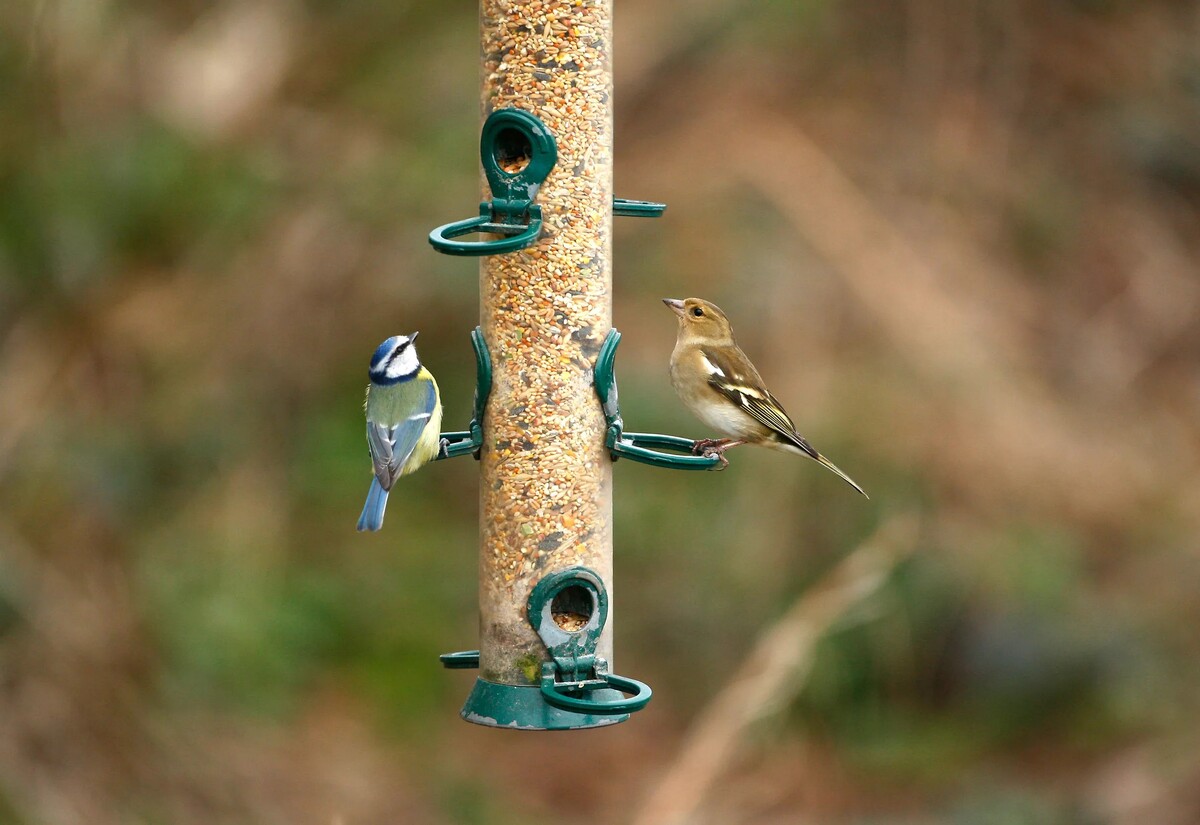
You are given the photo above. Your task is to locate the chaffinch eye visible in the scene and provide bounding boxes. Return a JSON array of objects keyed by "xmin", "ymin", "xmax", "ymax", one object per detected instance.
[{"xmin": 691, "ymin": 307, "xmax": 704, "ymax": 317}]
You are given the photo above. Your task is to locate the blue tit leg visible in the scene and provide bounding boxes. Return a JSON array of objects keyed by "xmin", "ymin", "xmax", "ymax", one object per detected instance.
[{"xmin": 357, "ymin": 478, "xmax": 390, "ymax": 532}]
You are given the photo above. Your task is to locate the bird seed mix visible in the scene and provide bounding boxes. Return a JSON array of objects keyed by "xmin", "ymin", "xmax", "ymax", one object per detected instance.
[{"xmin": 477, "ymin": 0, "xmax": 615, "ymax": 685}]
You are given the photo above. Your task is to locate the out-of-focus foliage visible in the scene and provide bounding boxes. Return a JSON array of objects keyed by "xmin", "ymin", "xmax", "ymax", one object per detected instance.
[{"xmin": 1, "ymin": 1, "xmax": 1199, "ymax": 823}]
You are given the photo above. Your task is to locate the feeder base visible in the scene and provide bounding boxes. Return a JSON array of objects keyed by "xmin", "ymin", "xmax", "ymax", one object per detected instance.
[{"xmin": 460, "ymin": 677, "xmax": 630, "ymax": 731}]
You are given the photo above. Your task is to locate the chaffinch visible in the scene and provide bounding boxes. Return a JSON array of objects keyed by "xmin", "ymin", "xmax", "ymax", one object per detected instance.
[{"xmin": 663, "ymin": 297, "xmax": 867, "ymax": 497}]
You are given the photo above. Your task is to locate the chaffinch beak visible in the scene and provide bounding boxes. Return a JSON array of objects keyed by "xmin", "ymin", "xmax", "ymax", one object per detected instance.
[{"xmin": 662, "ymin": 298, "xmax": 686, "ymax": 318}]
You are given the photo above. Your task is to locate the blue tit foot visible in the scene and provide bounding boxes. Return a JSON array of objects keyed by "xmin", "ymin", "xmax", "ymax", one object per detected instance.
[{"xmin": 438, "ymin": 437, "xmax": 451, "ymax": 459}]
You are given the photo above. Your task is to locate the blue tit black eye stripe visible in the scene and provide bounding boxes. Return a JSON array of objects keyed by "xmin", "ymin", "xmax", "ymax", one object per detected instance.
[{"xmin": 386, "ymin": 343, "xmax": 409, "ymax": 369}]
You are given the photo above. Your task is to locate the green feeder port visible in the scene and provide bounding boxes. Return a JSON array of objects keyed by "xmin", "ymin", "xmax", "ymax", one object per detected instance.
[
  {"xmin": 441, "ymin": 567, "xmax": 652, "ymax": 730},
  {"xmin": 428, "ymin": 109, "xmax": 667, "ymax": 257},
  {"xmin": 429, "ymin": 108, "xmax": 558, "ymax": 256}
]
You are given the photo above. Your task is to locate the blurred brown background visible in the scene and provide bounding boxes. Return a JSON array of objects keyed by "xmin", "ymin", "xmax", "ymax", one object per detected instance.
[{"xmin": 3, "ymin": 1, "xmax": 1200, "ymax": 823}]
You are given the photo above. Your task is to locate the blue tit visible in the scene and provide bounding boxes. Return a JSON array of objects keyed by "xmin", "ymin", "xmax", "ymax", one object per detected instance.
[
  {"xmin": 356, "ymin": 332, "xmax": 444, "ymax": 532},
  {"xmin": 664, "ymin": 297, "xmax": 867, "ymax": 497}
]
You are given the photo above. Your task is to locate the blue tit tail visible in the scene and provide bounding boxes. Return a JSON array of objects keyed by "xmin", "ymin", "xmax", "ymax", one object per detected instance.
[{"xmin": 357, "ymin": 478, "xmax": 390, "ymax": 532}]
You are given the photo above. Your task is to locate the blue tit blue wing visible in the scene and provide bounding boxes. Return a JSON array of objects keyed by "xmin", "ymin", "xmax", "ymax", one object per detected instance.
[
  {"xmin": 367, "ymin": 379, "xmax": 438, "ymax": 488},
  {"xmin": 387, "ymin": 378, "xmax": 438, "ymax": 473}
]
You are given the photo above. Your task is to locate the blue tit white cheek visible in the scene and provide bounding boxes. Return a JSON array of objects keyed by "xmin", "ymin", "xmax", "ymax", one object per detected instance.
[
  {"xmin": 368, "ymin": 335, "xmax": 420, "ymax": 385},
  {"xmin": 384, "ymin": 345, "xmax": 420, "ymax": 382}
]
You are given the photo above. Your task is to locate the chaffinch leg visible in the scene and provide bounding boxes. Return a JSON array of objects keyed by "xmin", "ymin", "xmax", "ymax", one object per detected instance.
[{"xmin": 692, "ymin": 438, "xmax": 746, "ymax": 470}]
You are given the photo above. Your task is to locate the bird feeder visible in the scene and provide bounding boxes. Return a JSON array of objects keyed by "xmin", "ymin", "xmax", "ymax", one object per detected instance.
[{"xmin": 428, "ymin": 0, "xmax": 720, "ymax": 730}]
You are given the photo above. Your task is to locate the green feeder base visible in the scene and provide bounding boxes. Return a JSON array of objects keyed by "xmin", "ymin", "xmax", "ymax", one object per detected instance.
[{"xmin": 460, "ymin": 677, "xmax": 631, "ymax": 731}]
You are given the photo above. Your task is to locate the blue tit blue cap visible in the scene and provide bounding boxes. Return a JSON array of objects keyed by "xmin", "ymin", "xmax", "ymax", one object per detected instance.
[{"xmin": 370, "ymin": 336, "xmax": 403, "ymax": 369}]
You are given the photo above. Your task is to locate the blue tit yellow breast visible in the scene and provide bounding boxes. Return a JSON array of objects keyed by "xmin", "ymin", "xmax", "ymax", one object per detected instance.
[{"xmin": 402, "ymin": 403, "xmax": 444, "ymax": 476}]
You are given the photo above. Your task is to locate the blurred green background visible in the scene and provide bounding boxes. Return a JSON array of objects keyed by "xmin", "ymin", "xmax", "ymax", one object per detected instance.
[{"xmin": 3, "ymin": 0, "xmax": 1200, "ymax": 823}]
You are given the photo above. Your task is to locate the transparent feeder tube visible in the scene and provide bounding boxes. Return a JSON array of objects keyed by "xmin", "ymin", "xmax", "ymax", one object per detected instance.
[{"xmin": 477, "ymin": 0, "xmax": 614, "ymax": 686}]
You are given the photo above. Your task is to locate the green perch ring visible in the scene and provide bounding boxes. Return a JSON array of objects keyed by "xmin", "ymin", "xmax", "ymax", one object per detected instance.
[{"xmin": 594, "ymin": 329, "xmax": 723, "ymax": 470}]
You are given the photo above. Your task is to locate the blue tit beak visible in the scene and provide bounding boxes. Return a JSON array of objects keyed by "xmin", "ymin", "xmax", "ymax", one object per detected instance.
[
  {"xmin": 662, "ymin": 298, "xmax": 686, "ymax": 318},
  {"xmin": 410, "ymin": 331, "xmax": 420, "ymax": 341}
]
